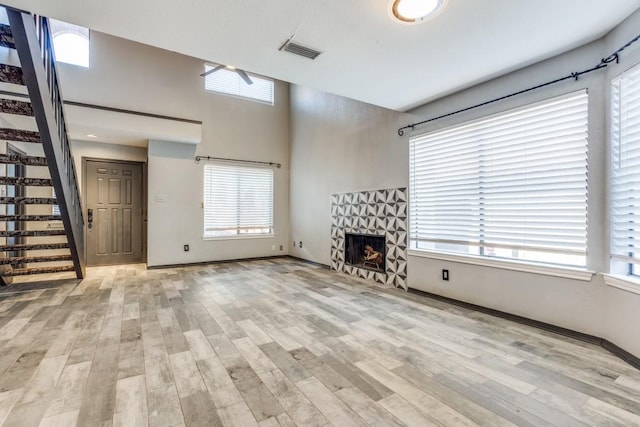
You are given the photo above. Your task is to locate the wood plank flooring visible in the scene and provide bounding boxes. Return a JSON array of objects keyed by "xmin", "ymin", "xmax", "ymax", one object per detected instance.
[{"xmin": 0, "ymin": 257, "xmax": 639, "ymax": 426}]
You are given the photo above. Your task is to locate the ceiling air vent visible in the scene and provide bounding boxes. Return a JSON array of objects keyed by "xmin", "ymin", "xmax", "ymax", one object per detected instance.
[{"xmin": 279, "ymin": 39, "xmax": 322, "ymax": 60}]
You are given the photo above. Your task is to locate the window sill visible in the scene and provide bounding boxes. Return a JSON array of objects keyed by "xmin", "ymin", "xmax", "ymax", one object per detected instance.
[
  {"xmin": 602, "ymin": 274, "xmax": 640, "ymax": 295},
  {"xmin": 202, "ymin": 233, "xmax": 275, "ymax": 242},
  {"xmin": 408, "ymin": 249, "xmax": 594, "ymax": 281}
]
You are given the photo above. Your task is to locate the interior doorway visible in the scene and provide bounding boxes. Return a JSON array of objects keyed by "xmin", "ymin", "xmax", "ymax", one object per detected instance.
[{"xmin": 83, "ymin": 159, "xmax": 144, "ymax": 266}]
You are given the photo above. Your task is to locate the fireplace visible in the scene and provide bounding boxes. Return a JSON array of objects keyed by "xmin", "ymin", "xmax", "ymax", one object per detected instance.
[
  {"xmin": 331, "ymin": 188, "xmax": 407, "ymax": 289},
  {"xmin": 345, "ymin": 233, "xmax": 386, "ymax": 273}
]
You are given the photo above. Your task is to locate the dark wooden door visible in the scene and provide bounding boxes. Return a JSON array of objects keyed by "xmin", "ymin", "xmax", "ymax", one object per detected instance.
[{"xmin": 85, "ymin": 160, "xmax": 143, "ymax": 266}]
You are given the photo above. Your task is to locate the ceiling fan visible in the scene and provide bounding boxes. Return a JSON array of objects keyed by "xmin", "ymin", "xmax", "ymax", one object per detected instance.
[{"xmin": 200, "ymin": 64, "xmax": 253, "ymax": 85}]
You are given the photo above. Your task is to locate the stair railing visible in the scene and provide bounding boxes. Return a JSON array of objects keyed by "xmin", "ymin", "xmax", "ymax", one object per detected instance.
[{"xmin": 7, "ymin": 8, "xmax": 85, "ymax": 278}]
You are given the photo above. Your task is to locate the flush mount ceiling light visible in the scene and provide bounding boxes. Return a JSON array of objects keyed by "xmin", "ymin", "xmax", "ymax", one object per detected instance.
[{"xmin": 389, "ymin": 0, "xmax": 447, "ymax": 24}]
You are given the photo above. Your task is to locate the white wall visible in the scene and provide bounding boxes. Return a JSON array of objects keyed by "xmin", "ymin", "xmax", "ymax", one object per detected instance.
[
  {"xmin": 289, "ymin": 9, "xmax": 640, "ymax": 358},
  {"xmin": 147, "ymin": 139, "xmax": 289, "ymax": 267},
  {"xmin": 55, "ymin": 31, "xmax": 290, "ymax": 267},
  {"xmin": 289, "ymin": 87, "xmax": 409, "ymax": 263},
  {"xmin": 58, "ymin": 32, "xmax": 204, "ymax": 120}
]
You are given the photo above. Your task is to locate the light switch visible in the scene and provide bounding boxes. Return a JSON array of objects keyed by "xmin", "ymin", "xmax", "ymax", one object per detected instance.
[{"xmin": 154, "ymin": 194, "xmax": 167, "ymax": 202}]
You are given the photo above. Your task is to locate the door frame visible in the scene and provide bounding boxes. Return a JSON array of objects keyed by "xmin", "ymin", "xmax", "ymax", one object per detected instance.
[{"xmin": 81, "ymin": 157, "xmax": 147, "ymax": 265}]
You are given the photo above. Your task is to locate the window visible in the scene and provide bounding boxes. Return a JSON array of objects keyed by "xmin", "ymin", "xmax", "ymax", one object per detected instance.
[
  {"xmin": 50, "ymin": 19, "xmax": 89, "ymax": 67},
  {"xmin": 409, "ymin": 90, "xmax": 589, "ymax": 267},
  {"xmin": 203, "ymin": 163, "xmax": 274, "ymax": 237},
  {"xmin": 204, "ymin": 64, "xmax": 274, "ymax": 105},
  {"xmin": 611, "ymin": 63, "xmax": 640, "ymax": 276}
]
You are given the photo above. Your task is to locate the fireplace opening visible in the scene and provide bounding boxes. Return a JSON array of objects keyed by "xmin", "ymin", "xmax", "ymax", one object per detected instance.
[{"xmin": 345, "ymin": 233, "xmax": 386, "ymax": 273}]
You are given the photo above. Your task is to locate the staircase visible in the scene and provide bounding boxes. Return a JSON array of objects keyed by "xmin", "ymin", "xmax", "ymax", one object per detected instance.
[{"xmin": 0, "ymin": 7, "xmax": 85, "ymax": 285}]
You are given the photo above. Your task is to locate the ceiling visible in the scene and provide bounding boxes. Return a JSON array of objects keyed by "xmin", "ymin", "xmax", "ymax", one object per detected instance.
[{"xmin": 2, "ymin": 0, "xmax": 640, "ymax": 112}]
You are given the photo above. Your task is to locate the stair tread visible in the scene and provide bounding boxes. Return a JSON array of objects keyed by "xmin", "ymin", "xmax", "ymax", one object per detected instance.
[
  {"xmin": 0, "ymin": 64, "xmax": 24, "ymax": 85},
  {"xmin": 0, "ymin": 254, "xmax": 72, "ymax": 265},
  {"xmin": 0, "ymin": 243, "xmax": 69, "ymax": 251},
  {"xmin": 0, "ymin": 229, "xmax": 66, "ymax": 237},
  {"xmin": 0, "ymin": 99, "xmax": 33, "ymax": 116},
  {"xmin": 0, "ymin": 197, "xmax": 57, "ymax": 205},
  {"xmin": 0, "ymin": 128, "xmax": 40, "ymax": 143},
  {"xmin": 0, "ymin": 23, "xmax": 15, "ymax": 50},
  {"xmin": 0, "ymin": 153, "xmax": 47, "ymax": 166},
  {"xmin": 3, "ymin": 265, "xmax": 75, "ymax": 276},
  {"xmin": 0, "ymin": 215, "xmax": 61, "ymax": 221}
]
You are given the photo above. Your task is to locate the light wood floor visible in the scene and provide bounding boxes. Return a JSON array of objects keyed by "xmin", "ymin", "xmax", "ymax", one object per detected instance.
[{"xmin": 0, "ymin": 258, "xmax": 639, "ymax": 426}]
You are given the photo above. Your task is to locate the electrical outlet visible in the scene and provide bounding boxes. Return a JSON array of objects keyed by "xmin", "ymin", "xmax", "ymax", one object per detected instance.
[
  {"xmin": 442, "ymin": 269, "xmax": 449, "ymax": 281},
  {"xmin": 293, "ymin": 241, "xmax": 296, "ymax": 247},
  {"xmin": 299, "ymin": 241, "xmax": 303, "ymax": 248},
  {"xmin": 272, "ymin": 245, "xmax": 276, "ymax": 251},
  {"xmin": 184, "ymin": 244, "xmax": 189, "ymax": 252},
  {"xmin": 279, "ymin": 245, "xmax": 283, "ymax": 251}
]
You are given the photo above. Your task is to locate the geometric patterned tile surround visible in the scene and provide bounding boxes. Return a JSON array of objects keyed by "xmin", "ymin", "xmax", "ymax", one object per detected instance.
[{"xmin": 330, "ymin": 188, "xmax": 408, "ymax": 290}]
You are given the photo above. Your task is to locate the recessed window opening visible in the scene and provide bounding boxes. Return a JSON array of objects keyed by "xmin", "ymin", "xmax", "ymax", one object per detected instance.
[
  {"xmin": 610, "ymin": 62, "xmax": 640, "ymax": 277},
  {"xmin": 203, "ymin": 64, "xmax": 274, "ymax": 105},
  {"xmin": 203, "ymin": 163, "xmax": 274, "ymax": 238},
  {"xmin": 50, "ymin": 19, "xmax": 89, "ymax": 67},
  {"xmin": 409, "ymin": 90, "xmax": 589, "ymax": 268}
]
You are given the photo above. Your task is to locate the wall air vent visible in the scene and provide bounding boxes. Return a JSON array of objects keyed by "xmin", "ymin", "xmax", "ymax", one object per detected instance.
[{"xmin": 279, "ymin": 38, "xmax": 322, "ymax": 60}]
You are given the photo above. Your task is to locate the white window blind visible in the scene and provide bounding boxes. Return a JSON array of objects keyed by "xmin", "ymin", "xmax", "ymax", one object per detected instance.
[
  {"xmin": 204, "ymin": 163, "xmax": 273, "ymax": 237},
  {"xmin": 204, "ymin": 64, "xmax": 274, "ymax": 105},
  {"xmin": 611, "ymin": 63, "xmax": 640, "ymax": 274},
  {"xmin": 409, "ymin": 90, "xmax": 589, "ymax": 267}
]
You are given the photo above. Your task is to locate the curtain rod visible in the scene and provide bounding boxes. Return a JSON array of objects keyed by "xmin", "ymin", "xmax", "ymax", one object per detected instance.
[
  {"xmin": 397, "ymin": 33, "xmax": 640, "ymax": 136},
  {"xmin": 195, "ymin": 155, "xmax": 281, "ymax": 168}
]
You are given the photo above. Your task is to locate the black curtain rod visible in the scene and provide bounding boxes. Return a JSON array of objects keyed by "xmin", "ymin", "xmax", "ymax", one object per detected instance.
[
  {"xmin": 195, "ymin": 155, "xmax": 282, "ymax": 168},
  {"xmin": 398, "ymin": 33, "xmax": 640, "ymax": 136}
]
